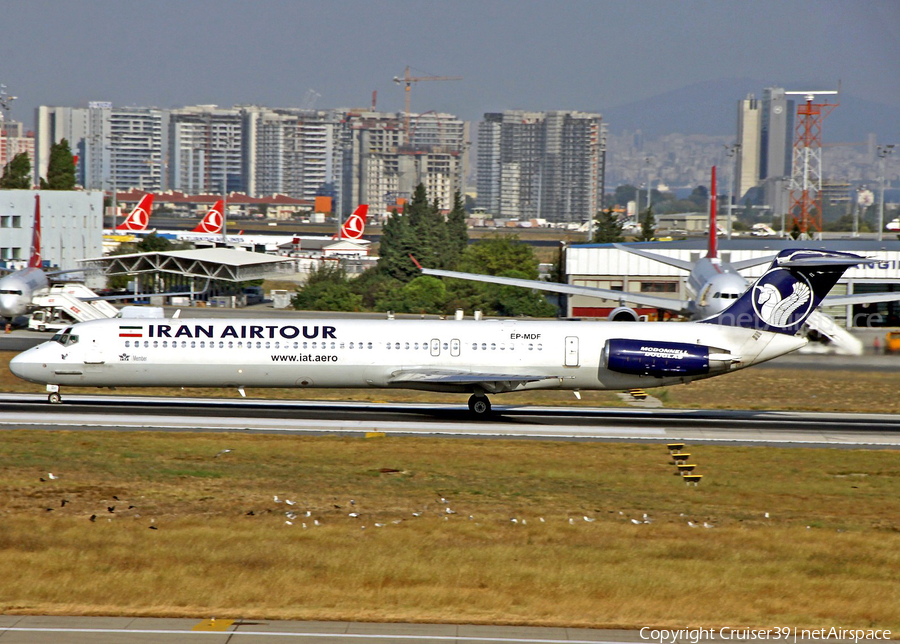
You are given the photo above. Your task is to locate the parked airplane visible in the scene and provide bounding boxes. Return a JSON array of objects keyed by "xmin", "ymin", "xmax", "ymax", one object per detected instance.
[
  {"xmin": 179, "ymin": 204, "xmax": 371, "ymax": 250},
  {"xmin": 2, "ymin": 196, "xmax": 205, "ymax": 321},
  {"xmin": 10, "ymin": 248, "xmax": 865, "ymax": 413},
  {"xmin": 0, "ymin": 196, "xmax": 50, "ymax": 319},
  {"xmin": 418, "ymin": 168, "xmax": 900, "ymax": 353}
]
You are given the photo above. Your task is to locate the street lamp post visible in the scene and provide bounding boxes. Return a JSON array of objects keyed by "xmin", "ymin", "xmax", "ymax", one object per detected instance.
[{"xmin": 877, "ymin": 144, "xmax": 895, "ymax": 242}]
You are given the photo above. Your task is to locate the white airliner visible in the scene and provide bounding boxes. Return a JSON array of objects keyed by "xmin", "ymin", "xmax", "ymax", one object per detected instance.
[
  {"xmin": 420, "ymin": 167, "xmax": 900, "ymax": 327},
  {"xmin": 10, "ymin": 248, "xmax": 864, "ymax": 413},
  {"xmin": 1, "ymin": 196, "xmax": 65, "ymax": 319},
  {"xmin": 1, "ymin": 196, "xmax": 203, "ymax": 321}
]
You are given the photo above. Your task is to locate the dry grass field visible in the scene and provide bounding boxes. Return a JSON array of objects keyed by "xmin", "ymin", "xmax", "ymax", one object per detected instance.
[
  {"xmin": 3, "ymin": 351, "xmax": 900, "ymax": 629},
  {"xmin": 0, "ymin": 430, "xmax": 898, "ymax": 630}
]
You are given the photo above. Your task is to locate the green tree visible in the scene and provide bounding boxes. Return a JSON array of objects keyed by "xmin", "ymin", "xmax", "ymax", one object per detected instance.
[
  {"xmin": 457, "ymin": 235, "xmax": 540, "ymax": 279},
  {"xmin": 292, "ymin": 263, "xmax": 362, "ymax": 312},
  {"xmin": 378, "ymin": 275, "xmax": 447, "ymax": 314},
  {"xmin": 0, "ymin": 152, "xmax": 32, "ymax": 189},
  {"xmin": 635, "ymin": 206, "xmax": 656, "ymax": 242},
  {"xmin": 376, "ymin": 208, "xmax": 419, "ymax": 281},
  {"xmin": 488, "ymin": 270, "xmax": 557, "ymax": 317},
  {"xmin": 40, "ymin": 139, "xmax": 76, "ymax": 190},
  {"xmin": 445, "ymin": 189, "xmax": 469, "ymax": 268},
  {"xmin": 592, "ymin": 208, "xmax": 624, "ymax": 243}
]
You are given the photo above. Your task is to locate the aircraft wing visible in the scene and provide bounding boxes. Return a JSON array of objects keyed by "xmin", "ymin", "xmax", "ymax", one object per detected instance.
[
  {"xmin": 731, "ymin": 254, "xmax": 779, "ymax": 271},
  {"xmin": 388, "ymin": 368, "xmax": 564, "ymax": 392},
  {"xmin": 420, "ymin": 267, "xmax": 693, "ymax": 314},
  {"xmin": 611, "ymin": 243, "xmax": 694, "ymax": 271},
  {"xmin": 823, "ymin": 292, "xmax": 900, "ymax": 306}
]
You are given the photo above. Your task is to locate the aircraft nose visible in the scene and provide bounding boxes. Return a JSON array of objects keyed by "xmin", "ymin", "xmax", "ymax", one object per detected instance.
[
  {"xmin": 0, "ymin": 294, "xmax": 22, "ymax": 318},
  {"xmin": 9, "ymin": 350, "xmax": 46, "ymax": 384}
]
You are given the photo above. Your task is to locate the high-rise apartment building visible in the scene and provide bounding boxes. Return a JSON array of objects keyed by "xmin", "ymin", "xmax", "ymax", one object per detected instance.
[
  {"xmin": 477, "ymin": 110, "xmax": 606, "ymax": 224},
  {"xmin": 35, "ymin": 103, "xmax": 167, "ymax": 193},
  {"xmin": 735, "ymin": 87, "xmax": 795, "ymax": 205},
  {"xmin": 242, "ymin": 107, "xmax": 343, "ymax": 200},
  {"xmin": 0, "ymin": 120, "xmax": 35, "ymax": 176},
  {"xmin": 168, "ymin": 105, "xmax": 242, "ymax": 194},
  {"xmin": 341, "ymin": 110, "xmax": 468, "ymax": 216}
]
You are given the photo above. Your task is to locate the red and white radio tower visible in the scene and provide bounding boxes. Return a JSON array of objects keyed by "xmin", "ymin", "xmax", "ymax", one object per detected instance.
[{"xmin": 785, "ymin": 88, "xmax": 839, "ymax": 238}]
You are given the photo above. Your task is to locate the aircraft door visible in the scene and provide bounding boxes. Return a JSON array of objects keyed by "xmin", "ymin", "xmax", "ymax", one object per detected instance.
[
  {"xmin": 451, "ymin": 339, "xmax": 460, "ymax": 357},
  {"xmin": 430, "ymin": 338, "xmax": 440, "ymax": 357},
  {"xmin": 564, "ymin": 336, "xmax": 579, "ymax": 367}
]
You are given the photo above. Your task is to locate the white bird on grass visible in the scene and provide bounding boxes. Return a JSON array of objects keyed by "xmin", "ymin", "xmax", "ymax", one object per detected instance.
[
  {"xmin": 583, "ymin": 516, "xmax": 595, "ymax": 523},
  {"xmin": 631, "ymin": 519, "xmax": 642, "ymax": 525},
  {"xmin": 349, "ymin": 512, "xmax": 359, "ymax": 518},
  {"xmin": 48, "ymin": 473, "xmax": 58, "ymax": 480}
]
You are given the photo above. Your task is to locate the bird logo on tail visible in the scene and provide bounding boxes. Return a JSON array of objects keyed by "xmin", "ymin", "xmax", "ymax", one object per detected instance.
[{"xmin": 751, "ymin": 268, "xmax": 813, "ymax": 329}]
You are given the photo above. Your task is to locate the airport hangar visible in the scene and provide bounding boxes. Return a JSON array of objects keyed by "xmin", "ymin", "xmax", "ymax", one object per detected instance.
[
  {"xmin": 0, "ymin": 190, "xmax": 104, "ymax": 278},
  {"xmin": 565, "ymin": 239, "xmax": 900, "ymax": 328}
]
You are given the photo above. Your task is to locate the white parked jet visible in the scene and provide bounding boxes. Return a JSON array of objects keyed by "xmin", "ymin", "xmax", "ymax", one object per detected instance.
[
  {"xmin": 11, "ymin": 248, "xmax": 863, "ymax": 414},
  {"xmin": 420, "ymin": 167, "xmax": 900, "ymax": 332},
  {"xmin": 0, "ymin": 196, "xmax": 72, "ymax": 319}
]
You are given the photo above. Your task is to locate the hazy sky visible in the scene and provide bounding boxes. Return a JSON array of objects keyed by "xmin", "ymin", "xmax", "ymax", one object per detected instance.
[{"xmin": 1, "ymin": 0, "xmax": 898, "ymax": 129}]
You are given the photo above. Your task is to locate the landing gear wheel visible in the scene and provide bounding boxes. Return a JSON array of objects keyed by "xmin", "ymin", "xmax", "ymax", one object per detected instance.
[
  {"xmin": 468, "ymin": 394, "xmax": 491, "ymax": 417},
  {"xmin": 48, "ymin": 392, "xmax": 62, "ymax": 404}
]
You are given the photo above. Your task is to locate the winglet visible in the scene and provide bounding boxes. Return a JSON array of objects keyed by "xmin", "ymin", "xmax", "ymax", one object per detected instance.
[
  {"xmin": 28, "ymin": 195, "xmax": 42, "ymax": 268},
  {"xmin": 708, "ymin": 166, "xmax": 717, "ymax": 259},
  {"xmin": 409, "ymin": 254, "xmax": 423, "ymax": 270}
]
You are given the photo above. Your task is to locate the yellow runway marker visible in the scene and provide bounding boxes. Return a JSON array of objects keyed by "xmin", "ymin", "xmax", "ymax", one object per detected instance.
[
  {"xmin": 192, "ymin": 619, "xmax": 234, "ymax": 631},
  {"xmin": 365, "ymin": 431, "xmax": 386, "ymax": 438}
]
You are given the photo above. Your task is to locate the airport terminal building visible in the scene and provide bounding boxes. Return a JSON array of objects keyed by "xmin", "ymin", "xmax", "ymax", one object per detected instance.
[
  {"xmin": 0, "ymin": 190, "xmax": 104, "ymax": 274},
  {"xmin": 566, "ymin": 239, "xmax": 900, "ymax": 327}
]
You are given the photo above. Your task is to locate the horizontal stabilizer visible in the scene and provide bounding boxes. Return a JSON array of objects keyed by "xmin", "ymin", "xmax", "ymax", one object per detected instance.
[{"xmin": 612, "ymin": 243, "xmax": 694, "ymax": 271}]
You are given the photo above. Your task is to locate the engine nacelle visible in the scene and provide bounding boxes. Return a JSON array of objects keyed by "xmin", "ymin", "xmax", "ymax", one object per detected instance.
[
  {"xmin": 608, "ymin": 306, "xmax": 641, "ymax": 322},
  {"xmin": 604, "ymin": 338, "xmax": 730, "ymax": 377}
]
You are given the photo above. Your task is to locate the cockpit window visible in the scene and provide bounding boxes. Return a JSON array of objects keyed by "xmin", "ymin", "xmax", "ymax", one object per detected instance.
[
  {"xmin": 0, "ymin": 289, "xmax": 23, "ymax": 295},
  {"xmin": 51, "ymin": 332, "xmax": 79, "ymax": 347}
]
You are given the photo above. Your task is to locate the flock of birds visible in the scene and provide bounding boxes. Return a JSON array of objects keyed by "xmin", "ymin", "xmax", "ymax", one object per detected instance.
[{"xmin": 33, "ymin": 446, "xmax": 782, "ymax": 531}]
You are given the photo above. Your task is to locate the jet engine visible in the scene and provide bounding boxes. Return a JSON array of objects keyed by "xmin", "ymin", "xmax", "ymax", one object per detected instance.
[
  {"xmin": 607, "ymin": 306, "xmax": 641, "ymax": 322},
  {"xmin": 604, "ymin": 338, "xmax": 735, "ymax": 377}
]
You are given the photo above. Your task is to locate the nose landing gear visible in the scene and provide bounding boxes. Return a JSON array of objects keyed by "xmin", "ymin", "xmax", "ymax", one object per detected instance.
[
  {"xmin": 47, "ymin": 385, "xmax": 61, "ymax": 404},
  {"xmin": 467, "ymin": 393, "xmax": 491, "ymax": 417}
]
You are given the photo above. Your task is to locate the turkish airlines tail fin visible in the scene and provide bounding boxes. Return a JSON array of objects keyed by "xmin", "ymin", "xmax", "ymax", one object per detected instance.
[
  {"xmin": 116, "ymin": 194, "xmax": 154, "ymax": 232},
  {"xmin": 334, "ymin": 204, "xmax": 368, "ymax": 240},
  {"xmin": 708, "ymin": 166, "xmax": 717, "ymax": 259},
  {"xmin": 702, "ymin": 249, "xmax": 864, "ymax": 334},
  {"xmin": 191, "ymin": 200, "xmax": 225, "ymax": 234},
  {"xmin": 28, "ymin": 195, "xmax": 42, "ymax": 269}
]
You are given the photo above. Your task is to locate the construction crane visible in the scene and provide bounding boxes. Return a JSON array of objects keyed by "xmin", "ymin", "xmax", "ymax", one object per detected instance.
[{"xmin": 393, "ymin": 66, "xmax": 461, "ymax": 142}]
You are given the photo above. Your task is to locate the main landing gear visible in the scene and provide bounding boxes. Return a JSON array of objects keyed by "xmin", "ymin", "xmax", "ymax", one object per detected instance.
[{"xmin": 467, "ymin": 393, "xmax": 491, "ymax": 417}]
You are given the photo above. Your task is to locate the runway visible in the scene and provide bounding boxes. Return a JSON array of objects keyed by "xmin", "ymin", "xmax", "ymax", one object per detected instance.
[
  {"xmin": 2, "ymin": 393, "xmax": 899, "ymax": 448},
  {"xmin": 0, "ymin": 615, "xmax": 634, "ymax": 644}
]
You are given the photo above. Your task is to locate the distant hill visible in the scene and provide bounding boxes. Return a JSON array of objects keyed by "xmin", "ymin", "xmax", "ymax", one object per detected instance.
[{"xmin": 600, "ymin": 78, "xmax": 899, "ymax": 143}]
